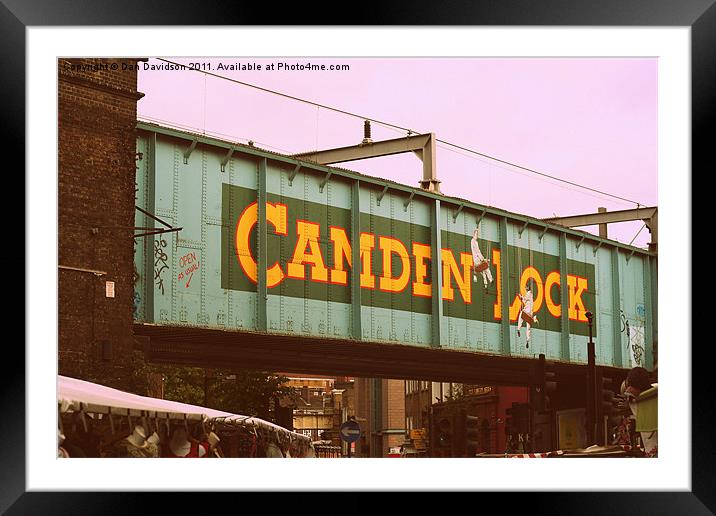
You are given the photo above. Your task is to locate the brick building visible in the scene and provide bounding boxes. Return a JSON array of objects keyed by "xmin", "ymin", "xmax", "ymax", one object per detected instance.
[
  {"xmin": 405, "ymin": 381, "xmax": 530, "ymax": 455},
  {"xmin": 58, "ymin": 58, "xmax": 145, "ymax": 391},
  {"xmin": 354, "ymin": 378, "xmax": 406, "ymax": 457}
]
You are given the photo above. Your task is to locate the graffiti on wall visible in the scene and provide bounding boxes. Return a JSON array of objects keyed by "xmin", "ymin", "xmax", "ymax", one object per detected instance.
[
  {"xmin": 154, "ymin": 238, "xmax": 169, "ymax": 295},
  {"xmin": 177, "ymin": 251, "xmax": 201, "ymax": 288},
  {"xmin": 133, "ymin": 264, "xmax": 141, "ymax": 318},
  {"xmin": 133, "ymin": 292, "xmax": 142, "ymax": 318},
  {"xmin": 621, "ymin": 309, "xmax": 645, "ymax": 367}
]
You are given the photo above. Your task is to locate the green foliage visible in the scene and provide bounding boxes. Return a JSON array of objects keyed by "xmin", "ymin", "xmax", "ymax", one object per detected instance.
[
  {"xmin": 130, "ymin": 351, "xmax": 294, "ymax": 421},
  {"xmin": 209, "ymin": 370, "xmax": 294, "ymax": 420}
]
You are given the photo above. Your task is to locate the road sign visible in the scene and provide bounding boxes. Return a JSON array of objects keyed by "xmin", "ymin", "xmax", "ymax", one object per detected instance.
[
  {"xmin": 339, "ymin": 420, "xmax": 361, "ymax": 443},
  {"xmin": 410, "ymin": 428, "xmax": 427, "ymax": 440}
]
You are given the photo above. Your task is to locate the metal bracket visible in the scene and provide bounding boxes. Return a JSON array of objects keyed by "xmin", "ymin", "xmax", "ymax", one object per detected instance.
[
  {"xmin": 319, "ymin": 171, "xmax": 332, "ymax": 193},
  {"xmin": 626, "ymin": 248, "xmax": 636, "ymax": 263},
  {"xmin": 183, "ymin": 138, "xmax": 198, "ymax": 164},
  {"xmin": 593, "ymin": 241, "xmax": 604, "ymax": 256},
  {"xmin": 376, "ymin": 185, "xmax": 389, "ymax": 206},
  {"xmin": 518, "ymin": 220, "xmax": 529, "ymax": 238},
  {"xmin": 58, "ymin": 265, "xmax": 107, "ymax": 277},
  {"xmin": 288, "ymin": 163, "xmax": 302, "ymax": 186},
  {"xmin": 220, "ymin": 146, "xmax": 235, "ymax": 172},
  {"xmin": 134, "ymin": 206, "xmax": 183, "ymax": 239},
  {"xmin": 452, "ymin": 203, "xmax": 465, "ymax": 223},
  {"xmin": 136, "ymin": 206, "xmax": 173, "ymax": 229},
  {"xmin": 538, "ymin": 226, "xmax": 548, "ymax": 243},
  {"xmin": 134, "ymin": 227, "xmax": 182, "ymax": 239},
  {"xmin": 476, "ymin": 208, "xmax": 487, "ymax": 227},
  {"xmin": 575, "ymin": 234, "xmax": 586, "ymax": 250},
  {"xmin": 403, "ymin": 190, "xmax": 416, "ymax": 211}
]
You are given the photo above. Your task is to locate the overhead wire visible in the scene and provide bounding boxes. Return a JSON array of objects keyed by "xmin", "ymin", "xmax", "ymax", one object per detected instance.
[
  {"xmin": 153, "ymin": 57, "xmax": 647, "ymax": 208},
  {"xmin": 434, "ymin": 141, "xmax": 633, "ymax": 208},
  {"xmin": 137, "ymin": 113, "xmax": 295, "ymax": 155}
]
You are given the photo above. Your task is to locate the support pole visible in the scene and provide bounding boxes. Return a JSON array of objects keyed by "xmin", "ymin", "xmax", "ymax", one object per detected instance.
[
  {"xmin": 585, "ymin": 311, "xmax": 596, "ymax": 445},
  {"xmin": 257, "ymin": 158, "xmax": 268, "ymax": 332},
  {"xmin": 559, "ymin": 234, "xmax": 570, "ymax": 361},
  {"xmin": 431, "ymin": 199, "xmax": 443, "ymax": 348},
  {"xmin": 351, "ymin": 180, "xmax": 362, "ymax": 340},
  {"xmin": 597, "ymin": 207, "xmax": 608, "ymax": 238},
  {"xmin": 500, "ymin": 217, "xmax": 511, "ymax": 356}
]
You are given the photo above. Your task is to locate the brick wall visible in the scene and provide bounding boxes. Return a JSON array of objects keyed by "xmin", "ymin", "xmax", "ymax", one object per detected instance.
[
  {"xmin": 58, "ymin": 58, "xmax": 144, "ymax": 391},
  {"xmin": 382, "ymin": 379, "xmax": 407, "ymax": 456}
]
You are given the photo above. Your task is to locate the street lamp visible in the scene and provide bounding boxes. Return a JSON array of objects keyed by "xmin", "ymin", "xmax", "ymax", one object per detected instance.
[{"xmin": 585, "ymin": 311, "xmax": 596, "ymax": 445}]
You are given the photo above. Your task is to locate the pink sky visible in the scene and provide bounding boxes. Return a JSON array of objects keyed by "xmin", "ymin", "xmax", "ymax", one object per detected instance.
[{"xmin": 137, "ymin": 57, "xmax": 657, "ymax": 248}]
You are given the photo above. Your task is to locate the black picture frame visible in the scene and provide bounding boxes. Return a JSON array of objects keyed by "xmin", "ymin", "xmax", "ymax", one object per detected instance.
[{"xmin": 8, "ymin": 0, "xmax": 709, "ymax": 513}]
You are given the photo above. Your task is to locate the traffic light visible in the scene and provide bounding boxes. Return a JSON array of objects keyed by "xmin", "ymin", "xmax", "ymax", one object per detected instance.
[
  {"xmin": 535, "ymin": 353, "xmax": 558, "ymax": 411},
  {"xmin": 431, "ymin": 405, "xmax": 454, "ymax": 457},
  {"xmin": 437, "ymin": 416, "xmax": 453, "ymax": 448},
  {"xmin": 464, "ymin": 411, "xmax": 480, "ymax": 457},
  {"xmin": 595, "ymin": 367, "xmax": 617, "ymax": 445},
  {"xmin": 597, "ymin": 368, "xmax": 617, "ymax": 415},
  {"xmin": 505, "ymin": 402, "xmax": 530, "ymax": 436}
]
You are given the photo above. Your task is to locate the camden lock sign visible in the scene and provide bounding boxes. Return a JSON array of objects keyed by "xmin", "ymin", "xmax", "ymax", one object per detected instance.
[{"xmin": 220, "ymin": 183, "xmax": 595, "ymax": 337}]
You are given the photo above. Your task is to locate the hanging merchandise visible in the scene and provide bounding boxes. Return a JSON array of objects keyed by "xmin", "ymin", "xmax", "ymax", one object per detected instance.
[
  {"xmin": 57, "ymin": 430, "xmax": 70, "ymax": 458},
  {"xmin": 265, "ymin": 439, "xmax": 284, "ymax": 458},
  {"xmin": 146, "ymin": 431, "xmax": 161, "ymax": 458},
  {"xmin": 249, "ymin": 428, "xmax": 259, "ymax": 457},
  {"xmin": 207, "ymin": 431, "xmax": 223, "ymax": 458},
  {"xmin": 57, "ymin": 375, "xmax": 312, "ymax": 459},
  {"xmin": 61, "ymin": 412, "xmax": 102, "ymax": 458},
  {"xmin": 104, "ymin": 424, "xmax": 159, "ymax": 458},
  {"xmin": 162, "ymin": 426, "xmax": 209, "ymax": 458}
]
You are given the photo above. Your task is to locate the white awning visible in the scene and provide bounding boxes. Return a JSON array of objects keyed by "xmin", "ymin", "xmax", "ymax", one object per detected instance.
[{"xmin": 58, "ymin": 375, "xmax": 309, "ymax": 442}]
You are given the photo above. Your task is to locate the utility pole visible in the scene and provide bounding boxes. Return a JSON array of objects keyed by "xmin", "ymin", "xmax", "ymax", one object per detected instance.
[{"xmin": 585, "ymin": 311, "xmax": 596, "ymax": 445}]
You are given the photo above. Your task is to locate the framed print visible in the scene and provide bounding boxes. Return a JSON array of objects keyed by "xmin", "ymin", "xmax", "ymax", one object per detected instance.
[{"xmin": 9, "ymin": 0, "xmax": 712, "ymax": 513}]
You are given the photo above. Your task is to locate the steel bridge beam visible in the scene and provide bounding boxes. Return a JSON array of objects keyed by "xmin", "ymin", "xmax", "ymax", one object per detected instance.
[
  {"xmin": 544, "ymin": 206, "xmax": 658, "ymax": 252},
  {"xmin": 136, "ymin": 323, "xmax": 628, "ymax": 387},
  {"xmin": 292, "ymin": 133, "xmax": 441, "ymax": 193},
  {"xmin": 543, "ymin": 206, "xmax": 657, "ymax": 227}
]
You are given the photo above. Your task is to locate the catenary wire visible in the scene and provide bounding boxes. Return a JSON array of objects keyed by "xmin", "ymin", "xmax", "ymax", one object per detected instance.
[{"xmin": 434, "ymin": 141, "xmax": 634, "ymax": 208}]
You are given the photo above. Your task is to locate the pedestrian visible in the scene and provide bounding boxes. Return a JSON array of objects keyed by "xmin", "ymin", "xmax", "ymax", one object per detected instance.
[
  {"xmin": 624, "ymin": 366, "xmax": 657, "ymax": 457},
  {"xmin": 470, "ymin": 228, "xmax": 493, "ymax": 289},
  {"xmin": 517, "ymin": 283, "xmax": 539, "ymax": 348}
]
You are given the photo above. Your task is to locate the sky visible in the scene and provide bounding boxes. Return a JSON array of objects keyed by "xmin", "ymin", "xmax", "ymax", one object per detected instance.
[{"xmin": 137, "ymin": 57, "xmax": 657, "ymax": 248}]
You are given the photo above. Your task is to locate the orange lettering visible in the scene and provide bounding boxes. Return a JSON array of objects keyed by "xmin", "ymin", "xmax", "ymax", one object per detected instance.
[
  {"xmin": 412, "ymin": 243, "xmax": 432, "ymax": 297},
  {"xmin": 441, "ymin": 249, "xmax": 472, "ymax": 303},
  {"xmin": 379, "ymin": 236, "xmax": 411, "ymax": 293},
  {"xmin": 287, "ymin": 220, "xmax": 328, "ymax": 282}
]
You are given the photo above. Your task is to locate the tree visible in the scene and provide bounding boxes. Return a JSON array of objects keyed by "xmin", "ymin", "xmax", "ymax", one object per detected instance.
[
  {"xmin": 209, "ymin": 370, "xmax": 294, "ymax": 421},
  {"xmin": 130, "ymin": 351, "xmax": 294, "ymax": 422}
]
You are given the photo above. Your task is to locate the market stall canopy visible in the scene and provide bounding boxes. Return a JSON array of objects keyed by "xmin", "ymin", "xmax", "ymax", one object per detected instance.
[{"xmin": 58, "ymin": 375, "xmax": 309, "ymax": 443}]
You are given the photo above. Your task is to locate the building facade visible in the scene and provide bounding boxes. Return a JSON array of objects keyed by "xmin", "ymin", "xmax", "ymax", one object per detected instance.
[
  {"xmin": 285, "ymin": 376, "xmax": 356, "ymax": 453},
  {"xmin": 58, "ymin": 58, "xmax": 144, "ymax": 391},
  {"xmin": 405, "ymin": 381, "xmax": 529, "ymax": 455},
  {"xmin": 354, "ymin": 378, "xmax": 406, "ymax": 458}
]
